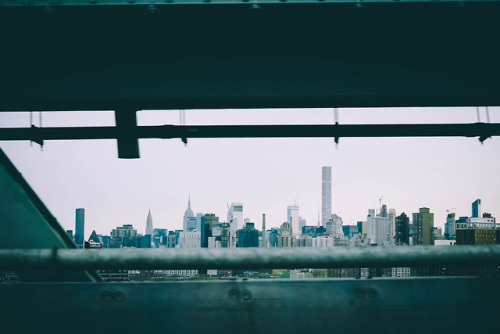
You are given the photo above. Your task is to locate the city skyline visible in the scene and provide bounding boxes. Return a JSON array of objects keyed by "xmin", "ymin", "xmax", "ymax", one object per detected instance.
[{"xmin": 0, "ymin": 107, "xmax": 499, "ymax": 236}]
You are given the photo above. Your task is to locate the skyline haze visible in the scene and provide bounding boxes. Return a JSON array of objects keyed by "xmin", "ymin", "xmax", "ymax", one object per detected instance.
[{"xmin": 1, "ymin": 107, "xmax": 499, "ymax": 237}]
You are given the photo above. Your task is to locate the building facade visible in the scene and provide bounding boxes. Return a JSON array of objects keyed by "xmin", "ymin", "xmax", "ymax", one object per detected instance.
[
  {"xmin": 287, "ymin": 204, "xmax": 299, "ymax": 235},
  {"xmin": 395, "ymin": 212, "xmax": 410, "ymax": 245},
  {"xmin": 321, "ymin": 166, "xmax": 332, "ymax": 226},
  {"xmin": 412, "ymin": 207, "xmax": 434, "ymax": 245},
  {"xmin": 75, "ymin": 208, "xmax": 85, "ymax": 248}
]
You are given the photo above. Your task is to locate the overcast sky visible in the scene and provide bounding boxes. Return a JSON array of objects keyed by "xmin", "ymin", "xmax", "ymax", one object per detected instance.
[{"xmin": 1, "ymin": 107, "xmax": 499, "ymax": 238}]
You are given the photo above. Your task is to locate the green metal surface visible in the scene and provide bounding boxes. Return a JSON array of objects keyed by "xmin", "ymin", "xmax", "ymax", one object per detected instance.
[
  {"xmin": 0, "ymin": 149, "xmax": 100, "ymax": 281},
  {"xmin": 1, "ymin": 277, "xmax": 499, "ymax": 334}
]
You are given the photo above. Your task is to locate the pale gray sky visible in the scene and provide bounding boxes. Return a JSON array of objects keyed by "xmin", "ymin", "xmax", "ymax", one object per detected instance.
[{"xmin": 1, "ymin": 107, "xmax": 499, "ymax": 238}]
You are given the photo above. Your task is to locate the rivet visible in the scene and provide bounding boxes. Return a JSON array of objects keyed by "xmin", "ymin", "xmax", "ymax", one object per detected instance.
[
  {"xmin": 113, "ymin": 291, "xmax": 125, "ymax": 302},
  {"xmin": 241, "ymin": 290, "xmax": 252, "ymax": 301},
  {"xmin": 367, "ymin": 288, "xmax": 378, "ymax": 299},
  {"xmin": 354, "ymin": 288, "xmax": 365, "ymax": 299},
  {"xmin": 101, "ymin": 291, "xmax": 113, "ymax": 302},
  {"xmin": 228, "ymin": 289, "xmax": 240, "ymax": 300}
]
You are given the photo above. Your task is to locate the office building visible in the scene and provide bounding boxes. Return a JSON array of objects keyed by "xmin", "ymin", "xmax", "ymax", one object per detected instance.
[
  {"xmin": 201, "ymin": 213, "xmax": 219, "ymax": 247},
  {"xmin": 299, "ymin": 216, "xmax": 307, "ymax": 233},
  {"xmin": 287, "ymin": 204, "xmax": 299, "ymax": 235},
  {"xmin": 321, "ymin": 166, "xmax": 332, "ymax": 226},
  {"xmin": 445, "ymin": 212, "xmax": 456, "ymax": 240},
  {"xmin": 302, "ymin": 225, "xmax": 326, "ymax": 239},
  {"xmin": 110, "ymin": 224, "xmax": 138, "ymax": 248},
  {"xmin": 380, "ymin": 204, "xmax": 388, "ymax": 217},
  {"xmin": 74, "ymin": 208, "xmax": 85, "ymax": 248},
  {"xmin": 388, "ymin": 209, "xmax": 396, "ymax": 237},
  {"xmin": 472, "ymin": 199, "xmax": 481, "ymax": 218},
  {"xmin": 367, "ymin": 209, "xmax": 391, "ymax": 246},
  {"xmin": 395, "ymin": 213, "xmax": 410, "ymax": 245},
  {"xmin": 178, "ymin": 231, "xmax": 201, "ymax": 248},
  {"xmin": 326, "ymin": 214, "xmax": 344, "ymax": 239},
  {"xmin": 183, "ymin": 196, "xmax": 195, "ymax": 231},
  {"xmin": 145, "ymin": 209, "xmax": 154, "ymax": 236},
  {"xmin": 267, "ymin": 228, "xmax": 280, "ymax": 247},
  {"xmin": 412, "ymin": 207, "xmax": 434, "ymax": 246},
  {"xmin": 277, "ymin": 222, "xmax": 293, "ymax": 247},
  {"xmin": 236, "ymin": 223, "xmax": 259, "ymax": 248},
  {"xmin": 227, "ymin": 202, "xmax": 244, "ymax": 232}
]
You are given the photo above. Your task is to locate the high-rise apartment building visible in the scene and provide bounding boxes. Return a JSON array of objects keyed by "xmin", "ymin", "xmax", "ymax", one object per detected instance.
[
  {"xmin": 74, "ymin": 208, "xmax": 85, "ymax": 248},
  {"xmin": 287, "ymin": 204, "xmax": 299, "ymax": 235},
  {"xmin": 412, "ymin": 207, "xmax": 434, "ymax": 245},
  {"xmin": 472, "ymin": 199, "xmax": 481, "ymax": 218},
  {"xmin": 321, "ymin": 166, "xmax": 332, "ymax": 226},
  {"xmin": 227, "ymin": 202, "xmax": 244, "ymax": 232}
]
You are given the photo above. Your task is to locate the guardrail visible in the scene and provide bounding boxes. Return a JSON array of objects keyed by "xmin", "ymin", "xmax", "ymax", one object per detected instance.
[{"xmin": 1, "ymin": 245, "xmax": 499, "ymax": 270}]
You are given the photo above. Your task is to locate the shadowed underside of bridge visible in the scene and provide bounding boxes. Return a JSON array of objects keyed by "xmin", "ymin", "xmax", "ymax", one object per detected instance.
[
  {"xmin": 1, "ymin": 2, "xmax": 500, "ymax": 111},
  {"xmin": 1, "ymin": 4, "xmax": 500, "ymax": 334}
]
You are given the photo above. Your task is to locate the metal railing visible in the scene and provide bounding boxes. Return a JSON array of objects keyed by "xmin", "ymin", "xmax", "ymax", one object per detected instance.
[{"xmin": 1, "ymin": 245, "xmax": 499, "ymax": 271}]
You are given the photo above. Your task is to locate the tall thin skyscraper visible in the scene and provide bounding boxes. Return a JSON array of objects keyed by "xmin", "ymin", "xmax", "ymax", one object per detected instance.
[
  {"xmin": 74, "ymin": 208, "xmax": 85, "ymax": 248},
  {"xmin": 261, "ymin": 214, "xmax": 266, "ymax": 247},
  {"xmin": 472, "ymin": 199, "xmax": 481, "ymax": 218},
  {"xmin": 145, "ymin": 209, "xmax": 154, "ymax": 236},
  {"xmin": 321, "ymin": 166, "xmax": 332, "ymax": 226}
]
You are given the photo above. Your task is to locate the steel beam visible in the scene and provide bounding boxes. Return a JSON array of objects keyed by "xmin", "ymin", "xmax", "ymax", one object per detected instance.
[
  {"xmin": 0, "ymin": 123, "xmax": 499, "ymax": 142},
  {"xmin": 114, "ymin": 109, "xmax": 140, "ymax": 159},
  {"xmin": 0, "ymin": 246, "xmax": 499, "ymax": 270}
]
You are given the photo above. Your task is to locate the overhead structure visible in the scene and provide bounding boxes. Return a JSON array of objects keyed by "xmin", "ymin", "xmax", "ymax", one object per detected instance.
[{"xmin": 1, "ymin": 1, "xmax": 500, "ymax": 112}]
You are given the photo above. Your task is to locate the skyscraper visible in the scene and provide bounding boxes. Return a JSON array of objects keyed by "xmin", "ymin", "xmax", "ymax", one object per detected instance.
[
  {"xmin": 74, "ymin": 208, "xmax": 85, "ymax": 248},
  {"xmin": 472, "ymin": 199, "xmax": 481, "ymax": 218},
  {"xmin": 395, "ymin": 212, "xmax": 410, "ymax": 245},
  {"xmin": 412, "ymin": 207, "xmax": 434, "ymax": 245},
  {"xmin": 445, "ymin": 212, "xmax": 456, "ymax": 239},
  {"xmin": 287, "ymin": 204, "xmax": 299, "ymax": 235},
  {"xmin": 227, "ymin": 202, "xmax": 243, "ymax": 232},
  {"xmin": 321, "ymin": 166, "xmax": 332, "ymax": 226},
  {"xmin": 183, "ymin": 196, "xmax": 195, "ymax": 231},
  {"xmin": 145, "ymin": 209, "xmax": 154, "ymax": 236},
  {"xmin": 388, "ymin": 208, "xmax": 397, "ymax": 237},
  {"xmin": 367, "ymin": 209, "xmax": 390, "ymax": 245}
]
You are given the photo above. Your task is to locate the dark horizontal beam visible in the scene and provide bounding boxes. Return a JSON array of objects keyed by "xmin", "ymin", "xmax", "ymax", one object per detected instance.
[
  {"xmin": 0, "ymin": 123, "xmax": 499, "ymax": 141},
  {"xmin": 2, "ymin": 0, "xmax": 498, "ymax": 7},
  {"xmin": 0, "ymin": 246, "xmax": 499, "ymax": 270}
]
